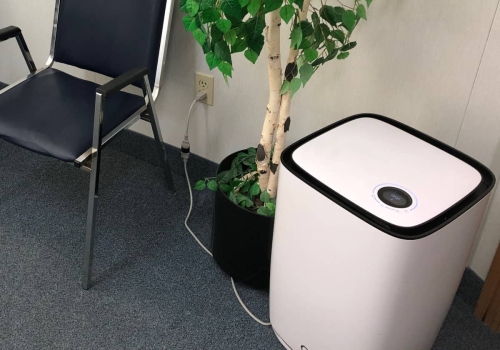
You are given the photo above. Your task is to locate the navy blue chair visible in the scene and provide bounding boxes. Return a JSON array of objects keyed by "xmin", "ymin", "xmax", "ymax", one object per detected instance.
[{"xmin": 0, "ymin": 0, "xmax": 176, "ymax": 289}]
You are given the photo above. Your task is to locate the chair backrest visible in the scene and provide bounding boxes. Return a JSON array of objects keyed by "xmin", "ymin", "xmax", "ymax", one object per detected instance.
[{"xmin": 54, "ymin": 0, "xmax": 167, "ymax": 88}]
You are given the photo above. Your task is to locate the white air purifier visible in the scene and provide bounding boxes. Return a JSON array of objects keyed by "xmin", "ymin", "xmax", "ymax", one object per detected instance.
[{"xmin": 270, "ymin": 115, "xmax": 495, "ymax": 350}]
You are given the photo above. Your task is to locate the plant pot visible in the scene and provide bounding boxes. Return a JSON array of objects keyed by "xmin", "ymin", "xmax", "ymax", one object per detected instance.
[{"xmin": 211, "ymin": 150, "xmax": 274, "ymax": 289}]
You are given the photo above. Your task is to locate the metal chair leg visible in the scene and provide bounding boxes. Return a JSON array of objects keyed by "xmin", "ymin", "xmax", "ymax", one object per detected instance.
[
  {"xmin": 82, "ymin": 93, "xmax": 105, "ymax": 290},
  {"xmin": 142, "ymin": 76, "xmax": 175, "ymax": 193}
]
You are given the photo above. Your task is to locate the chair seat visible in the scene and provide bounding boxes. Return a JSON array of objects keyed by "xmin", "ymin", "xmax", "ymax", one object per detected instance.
[{"xmin": 0, "ymin": 68, "xmax": 145, "ymax": 162}]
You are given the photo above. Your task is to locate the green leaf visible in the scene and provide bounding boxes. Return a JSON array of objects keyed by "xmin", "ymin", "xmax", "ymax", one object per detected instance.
[
  {"xmin": 331, "ymin": 29, "xmax": 345, "ymax": 43},
  {"xmin": 246, "ymin": 17, "xmax": 265, "ymax": 54},
  {"xmin": 237, "ymin": 194, "xmax": 254, "ymax": 207},
  {"xmin": 245, "ymin": 198, "xmax": 254, "ymax": 208},
  {"xmin": 341, "ymin": 41, "xmax": 357, "ymax": 51},
  {"xmin": 356, "ymin": 4, "xmax": 367, "ymax": 20},
  {"xmin": 294, "ymin": 0, "xmax": 304, "ymax": 11},
  {"xmin": 333, "ymin": 6, "xmax": 345, "ymax": 22},
  {"xmin": 265, "ymin": 202, "xmax": 276, "ymax": 211},
  {"xmin": 182, "ymin": 15, "xmax": 198, "ymax": 32},
  {"xmin": 220, "ymin": 183, "xmax": 232, "ymax": 193},
  {"xmin": 280, "ymin": 5, "xmax": 294, "ymax": 23},
  {"xmin": 231, "ymin": 38, "xmax": 247, "ymax": 53},
  {"xmin": 242, "ymin": 157, "xmax": 256, "ymax": 166},
  {"xmin": 229, "ymin": 178, "xmax": 241, "ymax": 188},
  {"xmin": 311, "ymin": 57, "xmax": 325, "ymax": 67},
  {"xmin": 221, "ymin": 0, "xmax": 244, "ymax": 20},
  {"xmin": 207, "ymin": 180, "xmax": 218, "ymax": 191},
  {"xmin": 342, "ymin": 10, "xmax": 356, "ymax": 32},
  {"xmin": 202, "ymin": 40, "xmax": 211, "ymax": 54},
  {"xmin": 257, "ymin": 206, "xmax": 273, "ymax": 216},
  {"xmin": 300, "ymin": 21, "xmax": 314, "ymax": 37},
  {"xmin": 193, "ymin": 29, "xmax": 207, "ymax": 46},
  {"xmin": 298, "ymin": 37, "xmax": 313, "ymax": 50},
  {"xmin": 299, "ymin": 63, "xmax": 313, "ymax": 86},
  {"xmin": 217, "ymin": 170, "xmax": 229, "ymax": 182},
  {"xmin": 246, "ymin": 17, "xmax": 266, "ymax": 41},
  {"xmin": 280, "ymin": 80, "xmax": 290, "ymax": 95},
  {"xmin": 319, "ymin": 23, "xmax": 330, "ymax": 38},
  {"xmin": 313, "ymin": 26, "xmax": 324, "ymax": 44},
  {"xmin": 325, "ymin": 48, "xmax": 339, "ymax": 61},
  {"xmin": 304, "ymin": 48, "xmax": 318, "ymax": 62},
  {"xmin": 218, "ymin": 61, "xmax": 233, "ymax": 77},
  {"xmin": 311, "ymin": 11, "xmax": 320, "ymax": 27},
  {"xmin": 201, "ymin": 8, "xmax": 220, "ymax": 23},
  {"xmin": 260, "ymin": 191, "xmax": 271, "ymax": 203},
  {"xmin": 248, "ymin": 0, "xmax": 261, "ymax": 16},
  {"xmin": 216, "ymin": 18, "xmax": 232, "ymax": 33},
  {"xmin": 290, "ymin": 77, "xmax": 301, "ymax": 97},
  {"xmin": 264, "ymin": 0, "xmax": 282, "ymax": 13},
  {"xmin": 247, "ymin": 147, "xmax": 256, "ymax": 155},
  {"xmin": 224, "ymin": 29, "xmax": 237, "ymax": 45},
  {"xmin": 250, "ymin": 182, "xmax": 261, "ymax": 196},
  {"xmin": 206, "ymin": 52, "xmax": 220, "ymax": 70},
  {"xmin": 246, "ymin": 34, "xmax": 264, "ymax": 55},
  {"xmin": 186, "ymin": 0, "xmax": 200, "ymax": 16},
  {"xmin": 229, "ymin": 191, "xmax": 238, "ymax": 204},
  {"xmin": 290, "ymin": 26, "xmax": 303, "ymax": 49},
  {"xmin": 366, "ymin": 0, "xmax": 373, "ymax": 8},
  {"xmin": 179, "ymin": 0, "xmax": 189, "ymax": 13},
  {"xmin": 337, "ymin": 51, "xmax": 350, "ymax": 59},
  {"xmin": 319, "ymin": 6, "xmax": 336, "ymax": 26},
  {"xmin": 214, "ymin": 41, "xmax": 232, "ymax": 64},
  {"xmin": 194, "ymin": 180, "xmax": 206, "ymax": 190},
  {"xmin": 211, "ymin": 24, "xmax": 224, "ymax": 43},
  {"xmin": 325, "ymin": 40, "xmax": 336, "ymax": 54},
  {"xmin": 244, "ymin": 49, "xmax": 259, "ymax": 64},
  {"xmin": 241, "ymin": 181, "xmax": 251, "ymax": 193},
  {"xmin": 239, "ymin": 0, "xmax": 250, "ymax": 6},
  {"xmin": 200, "ymin": 0, "xmax": 216, "ymax": 10}
]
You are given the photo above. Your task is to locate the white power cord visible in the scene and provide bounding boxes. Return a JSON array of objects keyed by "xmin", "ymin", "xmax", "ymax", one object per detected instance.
[
  {"xmin": 183, "ymin": 160, "xmax": 213, "ymax": 257},
  {"xmin": 182, "ymin": 92, "xmax": 271, "ymax": 327}
]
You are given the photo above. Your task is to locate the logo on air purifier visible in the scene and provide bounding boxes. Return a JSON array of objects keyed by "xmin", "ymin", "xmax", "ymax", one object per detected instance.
[{"xmin": 301, "ymin": 346, "xmax": 308, "ymax": 350}]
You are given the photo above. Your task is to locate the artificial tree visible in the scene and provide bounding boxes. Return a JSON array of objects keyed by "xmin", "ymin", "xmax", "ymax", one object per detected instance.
[{"xmin": 181, "ymin": 0, "xmax": 373, "ymax": 216}]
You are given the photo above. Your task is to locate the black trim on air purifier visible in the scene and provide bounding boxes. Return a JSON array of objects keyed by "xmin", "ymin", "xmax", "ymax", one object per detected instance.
[{"xmin": 281, "ymin": 114, "xmax": 496, "ymax": 240}]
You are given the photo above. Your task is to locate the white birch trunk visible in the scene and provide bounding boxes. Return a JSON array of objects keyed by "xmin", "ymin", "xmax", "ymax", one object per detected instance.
[
  {"xmin": 256, "ymin": 10, "xmax": 282, "ymax": 191},
  {"xmin": 266, "ymin": 0, "xmax": 311, "ymax": 198}
]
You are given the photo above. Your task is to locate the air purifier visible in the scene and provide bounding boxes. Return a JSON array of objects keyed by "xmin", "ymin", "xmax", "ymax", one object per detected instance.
[{"xmin": 270, "ymin": 114, "xmax": 495, "ymax": 350}]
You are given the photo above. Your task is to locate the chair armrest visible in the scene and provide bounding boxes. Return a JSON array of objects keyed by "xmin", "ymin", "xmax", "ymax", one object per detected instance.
[
  {"xmin": 96, "ymin": 67, "xmax": 149, "ymax": 97},
  {"xmin": 0, "ymin": 26, "xmax": 21, "ymax": 42},
  {"xmin": 0, "ymin": 26, "xmax": 37, "ymax": 73}
]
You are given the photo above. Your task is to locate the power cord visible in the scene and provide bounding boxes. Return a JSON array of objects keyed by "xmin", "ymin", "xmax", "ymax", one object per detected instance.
[{"xmin": 181, "ymin": 91, "xmax": 272, "ymax": 327}]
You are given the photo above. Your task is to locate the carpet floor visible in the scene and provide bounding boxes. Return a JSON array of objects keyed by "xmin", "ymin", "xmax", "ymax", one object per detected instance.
[{"xmin": 1, "ymin": 130, "xmax": 500, "ymax": 350}]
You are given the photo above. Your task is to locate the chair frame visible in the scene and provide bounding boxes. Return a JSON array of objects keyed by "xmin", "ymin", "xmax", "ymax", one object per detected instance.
[{"xmin": 0, "ymin": 0, "xmax": 176, "ymax": 289}]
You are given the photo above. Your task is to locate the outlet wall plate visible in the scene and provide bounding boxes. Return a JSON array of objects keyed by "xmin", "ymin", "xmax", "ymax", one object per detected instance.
[{"xmin": 195, "ymin": 72, "xmax": 214, "ymax": 106}]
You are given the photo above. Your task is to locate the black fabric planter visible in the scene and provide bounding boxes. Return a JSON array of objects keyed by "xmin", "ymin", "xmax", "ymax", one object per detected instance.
[{"xmin": 211, "ymin": 150, "xmax": 274, "ymax": 289}]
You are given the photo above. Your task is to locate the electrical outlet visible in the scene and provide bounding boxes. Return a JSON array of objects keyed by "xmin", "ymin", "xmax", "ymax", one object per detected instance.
[{"xmin": 195, "ymin": 72, "xmax": 214, "ymax": 106}]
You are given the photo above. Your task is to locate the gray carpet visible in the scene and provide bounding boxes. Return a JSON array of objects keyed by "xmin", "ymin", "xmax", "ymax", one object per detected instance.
[{"xmin": 1, "ymin": 130, "xmax": 500, "ymax": 350}]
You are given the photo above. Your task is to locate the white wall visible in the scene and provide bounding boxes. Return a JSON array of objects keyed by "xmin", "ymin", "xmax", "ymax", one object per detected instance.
[
  {"xmin": 1, "ymin": 0, "xmax": 500, "ymax": 278},
  {"xmin": 456, "ymin": 4, "xmax": 500, "ymax": 279}
]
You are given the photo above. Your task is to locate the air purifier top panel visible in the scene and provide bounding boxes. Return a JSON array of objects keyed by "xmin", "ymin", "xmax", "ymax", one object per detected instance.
[{"xmin": 282, "ymin": 115, "xmax": 495, "ymax": 237}]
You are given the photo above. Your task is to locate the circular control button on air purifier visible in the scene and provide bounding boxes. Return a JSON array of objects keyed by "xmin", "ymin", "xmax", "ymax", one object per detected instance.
[{"xmin": 377, "ymin": 187, "xmax": 413, "ymax": 208}]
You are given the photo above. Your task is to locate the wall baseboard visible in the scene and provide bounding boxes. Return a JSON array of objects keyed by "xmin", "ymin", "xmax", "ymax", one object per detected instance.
[
  {"xmin": 108, "ymin": 129, "xmax": 218, "ymax": 184},
  {"xmin": 109, "ymin": 131, "xmax": 489, "ymax": 304}
]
